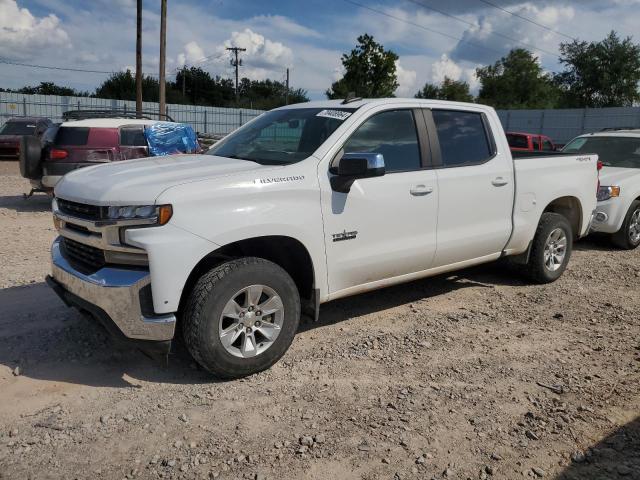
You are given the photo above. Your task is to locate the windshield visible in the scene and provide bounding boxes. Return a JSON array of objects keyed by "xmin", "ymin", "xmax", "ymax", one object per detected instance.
[
  {"xmin": 563, "ymin": 136, "xmax": 640, "ymax": 168},
  {"xmin": 207, "ymin": 107, "xmax": 355, "ymax": 165},
  {"xmin": 0, "ymin": 121, "xmax": 37, "ymax": 135}
]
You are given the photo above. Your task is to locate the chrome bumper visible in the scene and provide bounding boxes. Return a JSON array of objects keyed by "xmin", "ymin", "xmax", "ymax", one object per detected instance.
[{"xmin": 49, "ymin": 237, "xmax": 176, "ymax": 342}]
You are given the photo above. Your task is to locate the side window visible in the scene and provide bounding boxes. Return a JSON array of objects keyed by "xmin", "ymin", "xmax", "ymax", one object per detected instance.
[
  {"xmin": 343, "ymin": 110, "xmax": 421, "ymax": 173},
  {"xmin": 120, "ymin": 127, "xmax": 147, "ymax": 146},
  {"xmin": 432, "ymin": 110, "xmax": 492, "ymax": 167},
  {"xmin": 542, "ymin": 139, "xmax": 554, "ymax": 151}
]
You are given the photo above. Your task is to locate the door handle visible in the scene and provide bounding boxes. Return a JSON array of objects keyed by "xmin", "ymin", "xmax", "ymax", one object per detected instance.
[
  {"xmin": 410, "ymin": 185, "xmax": 433, "ymax": 196},
  {"xmin": 491, "ymin": 177, "xmax": 509, "ymax": 187}
]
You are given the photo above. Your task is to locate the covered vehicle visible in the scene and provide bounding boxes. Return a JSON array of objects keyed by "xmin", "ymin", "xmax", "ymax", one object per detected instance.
[
  {"xmin": 0, "ymin": 117, "xmax": 52, "ymax": 160},
  {"xmin": 19, "ymin": 113, "xmax": 199, "ymax": 191}
]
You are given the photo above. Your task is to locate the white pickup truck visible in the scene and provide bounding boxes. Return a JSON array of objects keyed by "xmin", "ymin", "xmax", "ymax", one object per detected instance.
[{"xmin": 47, "ymin": 99, "xmax": 598, "ymax": 378}]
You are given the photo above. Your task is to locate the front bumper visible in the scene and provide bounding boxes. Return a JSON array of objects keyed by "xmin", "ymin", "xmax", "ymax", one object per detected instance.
[
  {"xmin": 590, "ymin": 200, "xmax": 625, "ymax": 234},
  {"xmin": 48, "ymin": 237, "xmax": 176, "ymax": 351}
]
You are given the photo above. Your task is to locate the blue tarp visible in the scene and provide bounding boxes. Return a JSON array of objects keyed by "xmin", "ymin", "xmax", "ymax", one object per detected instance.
[{"xmin": 144, "ymin": 122, "xmax": 199, "ymax": 156}]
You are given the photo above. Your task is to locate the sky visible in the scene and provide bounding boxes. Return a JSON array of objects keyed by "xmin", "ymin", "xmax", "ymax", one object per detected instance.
[{"xmin": 1, "ymin": 0, "xmax": 640, "ymax": 100}]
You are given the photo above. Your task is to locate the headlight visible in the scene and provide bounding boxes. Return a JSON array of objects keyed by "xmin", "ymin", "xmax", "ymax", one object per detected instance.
[
  {"xmin": 597, "ymin": 186, "xmax": 621, "ymax": 202},
  {"xmin": 107, "ymin": 204, "xmax": 173, "ymax": 225}
]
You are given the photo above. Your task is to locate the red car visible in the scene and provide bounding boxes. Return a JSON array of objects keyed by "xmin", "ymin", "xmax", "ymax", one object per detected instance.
[
  {"xmin": 506, "ymin": 132, "xmax": 556, "ymax": 152},
  {"xmin": 0, "ymin": 117, "xmax": 52, "ymax": 160}
]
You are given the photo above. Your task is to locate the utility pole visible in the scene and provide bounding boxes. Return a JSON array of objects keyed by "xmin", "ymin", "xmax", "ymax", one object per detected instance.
[
  {"xmin": 135, "ymin": 0, "xmax": 142, "ymax": 117},
  {"xmin": 285, "ymin": 68, "xmax": 290, "ymax": 105},
  {"xmin": 182, "ymin": 66, "xmax": 186, "ymax": 97},
  {"xmin": 158, "ymin": 0, "xmax": 167, "ymax": 118},
  {"xmin": 226, "ymin": 46, "xmax": 246, "ymax": 106}
]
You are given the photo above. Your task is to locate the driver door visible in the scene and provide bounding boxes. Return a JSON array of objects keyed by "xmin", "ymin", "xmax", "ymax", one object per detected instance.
[{"xmin": 319, "ymin": 109, "xmax": 439, "ymax": 297}]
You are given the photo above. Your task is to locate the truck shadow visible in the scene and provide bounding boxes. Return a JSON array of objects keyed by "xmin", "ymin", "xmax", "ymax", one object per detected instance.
[
  {"xmin": 0, "ymin": 194, "xmax": 52, "ymax": 213},
  {"xmin": 554, "ymin": 416, "xmax": 640, "ymax": 479},
  {"xmin": 0, "ymin": 263, "xmax": 525, "ymax": 389}
]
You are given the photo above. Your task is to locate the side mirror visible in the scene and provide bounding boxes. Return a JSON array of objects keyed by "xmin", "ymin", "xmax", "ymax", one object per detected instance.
[{"xmin": 330, "ymin": 152, "xmax": 385, "ymax": 193}]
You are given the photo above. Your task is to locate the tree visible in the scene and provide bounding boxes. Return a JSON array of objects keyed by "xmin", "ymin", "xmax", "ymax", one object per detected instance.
[
  {"xmin": 94, "ymin": 70, "xmax": 185, "ymax": 103},
  {"xmin": 476, "ymin": 48, "xmax": 559, "ymax": 109},
  {"xmin": 237, "ymin": 78, "xmax": 308, "ymax": 110},
  {"xmin": 327, "ymin": 34, "xmax": 398, "ymax": 99},
  {"xmin": 176, "ymin": 67, "xmax": 234, "ymax": 106},
  {"xmin": 555, "ymin": 31, "xmax": 640, "ymax": 108},
  {"xmin": 415, "ymin": 77, "xmax": 474, "ymax": 102},
  {"xmin": 14, "ymin": 82, "xmax": 87, "ymax": 96}
]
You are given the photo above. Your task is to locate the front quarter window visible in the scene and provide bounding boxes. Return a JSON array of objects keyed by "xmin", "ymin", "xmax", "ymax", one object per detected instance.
[{"xmin": 207, "ymin": 108, "xmax": 354, "ymax": 165}]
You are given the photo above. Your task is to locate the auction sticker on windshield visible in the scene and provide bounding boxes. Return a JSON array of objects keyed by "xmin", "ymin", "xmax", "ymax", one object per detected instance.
[{"xmin": 316, "ymin": 110, "xmax": 352, "ymax": 121}]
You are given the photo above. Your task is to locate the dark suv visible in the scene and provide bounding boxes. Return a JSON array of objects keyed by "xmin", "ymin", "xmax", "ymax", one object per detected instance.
[{"xmin": 0, "ymin": 117, "xmax": 52, "ymax": 160}]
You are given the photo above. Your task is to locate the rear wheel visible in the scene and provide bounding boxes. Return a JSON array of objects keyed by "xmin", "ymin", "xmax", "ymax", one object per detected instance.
[
  {"xmin": 525, "ymin": 212, "xmax": 573, "ymax": 284},
  {"xmin": 611, "ymin": 200, "xmax": 640, "ymax": 250},
  {"xmin": 182, "ymin": 257, "xmax": 300, "ymax": 379}
]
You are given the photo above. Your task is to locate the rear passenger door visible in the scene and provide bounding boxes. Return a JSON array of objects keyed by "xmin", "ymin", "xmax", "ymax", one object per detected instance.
[{"xmin": 425, "ymin": 109, "xmax": 514, "ymax": 267}]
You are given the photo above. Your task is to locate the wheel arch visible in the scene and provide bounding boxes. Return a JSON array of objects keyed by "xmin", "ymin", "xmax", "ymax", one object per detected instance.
[
  {"xmin": 543, "ymin": 196, "xmax": 583, "ymax": 239},
  {"xmin": 179, "ymin": 235, "xmax": 317, "ymax": 317}
]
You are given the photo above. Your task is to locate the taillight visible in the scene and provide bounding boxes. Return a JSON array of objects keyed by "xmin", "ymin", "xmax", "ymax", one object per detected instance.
[
  {"xmin": 597, "ymin": 160, "xmax": 603, "ymax": 171},
  {"xmin": 597, "ymin": 160, "xmax": 602, "ymax": 194},
  {"xmin": 50, "ymin": 148, "xmax": 68, "ymax": 159}
]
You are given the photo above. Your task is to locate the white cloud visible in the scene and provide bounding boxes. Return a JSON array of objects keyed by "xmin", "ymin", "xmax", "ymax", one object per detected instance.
[
  {"xmin": 177, "ymin": 41, "xmax": 206, "ymax": 67},
  {"xmin": 0, "ymin": 0, "xmax": 70, "ymax": 60},
  {"xmin": 395, "ymin": 60, "xmax": 417, "ymax": 97}
]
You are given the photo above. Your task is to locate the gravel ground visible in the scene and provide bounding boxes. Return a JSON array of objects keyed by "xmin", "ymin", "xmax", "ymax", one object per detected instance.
[{"xmin": 0, "ymin": 161, "xmax": 638, "ymax": 480}]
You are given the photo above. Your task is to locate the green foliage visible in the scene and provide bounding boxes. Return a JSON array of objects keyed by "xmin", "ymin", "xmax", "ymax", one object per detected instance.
[
  {"xmin": 237, "ymin": 78, "xmax": 308, "ymax": 109},
  {"xmin": 91, "ymin": 68, "xmax": 307, "ymax": 109},
  {"xmin": 555, "ymin": 31, "xmax": 640, "ymax": 107},
  {"xmin": 9, "ymin": 82, "xmax": 88, "ymax": 96},
  {"xmin": 476, "ymin": 49, "xmax": 559, "ymax": 109},
  {"xmin": 415, "ymin": 77, "xmax": 474, "ymax": 102},
  {"xmin": 327, "ymin": 34, "xmax": 399, "ymax": 99}
]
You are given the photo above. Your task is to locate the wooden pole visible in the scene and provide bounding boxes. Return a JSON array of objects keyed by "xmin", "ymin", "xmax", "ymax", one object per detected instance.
[
  {"xmin": 135, "ymin": 0, "xmax": 142, "ymax": 117},
  {"xmin": 158, "ymin": 0, "xmax": 167, "ymax": 118}
]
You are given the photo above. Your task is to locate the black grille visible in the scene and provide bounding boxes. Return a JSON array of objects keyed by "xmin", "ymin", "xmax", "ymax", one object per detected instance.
[
  {"xmin": 57, "ymin": 198, "xmax": 105, "ymax": 221},
  {"xmin": 61, "ymin": 237, "xmax": 106, "ymax": 274}
]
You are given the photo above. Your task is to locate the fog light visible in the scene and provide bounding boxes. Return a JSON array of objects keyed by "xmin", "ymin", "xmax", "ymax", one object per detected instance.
[{"xmin": 594, "ymin": 212, "xmax": 608, "ymax": 223}]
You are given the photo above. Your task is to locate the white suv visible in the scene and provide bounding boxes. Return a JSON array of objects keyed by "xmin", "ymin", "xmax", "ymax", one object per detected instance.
[{"xmin": 564, "ymin": 130, "xmax": 640, "ymax": 249}]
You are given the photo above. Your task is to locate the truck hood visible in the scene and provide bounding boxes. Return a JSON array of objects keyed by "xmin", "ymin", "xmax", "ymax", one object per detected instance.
[
  {"xmin": 599, "ymin": 166, "xmax": 640, "ymax": 186},
  {"xmin": 55, "ymin": 154, "xmax": 266, "ymax": 205}
]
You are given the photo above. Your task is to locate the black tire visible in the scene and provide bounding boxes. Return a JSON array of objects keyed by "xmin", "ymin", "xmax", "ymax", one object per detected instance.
[
  {"xmin": 182, "ymin": 257, "xmax": 300, "ymax": 379},
  {"xmin": 525, "ymin": 212, "xmax": 573, "ymax": 284},
  {"xmin": 19, "ymin": 135, "xmax": 42, "ymax": 179},
  {"xmin": 611, "ymin": 200, "xmax": 640, "ymax": 250}
]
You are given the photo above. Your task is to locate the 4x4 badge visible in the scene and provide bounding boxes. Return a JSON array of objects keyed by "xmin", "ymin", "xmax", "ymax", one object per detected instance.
[{"xmin": 332, "ymin": 230, "xmax": 358, "ymax": 242}]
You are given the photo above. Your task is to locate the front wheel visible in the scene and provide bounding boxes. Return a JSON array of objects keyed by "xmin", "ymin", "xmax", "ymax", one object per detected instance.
[
  {"xmin": 524, "ymin": 212, "xmax": 573, "ymax": 284},
  {"xmin": 182, "ymin": 257, "xmax": 300, "ymax": 379},
  {"xmin": 611, "ymin": 200, "xmax": 640, "ymax": 250}
]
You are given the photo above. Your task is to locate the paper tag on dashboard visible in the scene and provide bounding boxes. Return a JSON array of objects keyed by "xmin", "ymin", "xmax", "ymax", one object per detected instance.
[{"xmin": 316, "ymin": 110, "xmax": 352, "ymax": 121}]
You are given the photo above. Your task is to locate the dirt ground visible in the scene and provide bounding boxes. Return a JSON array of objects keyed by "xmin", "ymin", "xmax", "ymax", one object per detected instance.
[{"xmin": 0, "ymin": 160, "xmax": 638, "ymax": 480}]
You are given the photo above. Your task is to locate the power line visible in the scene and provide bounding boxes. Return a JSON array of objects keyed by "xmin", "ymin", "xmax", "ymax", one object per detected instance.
[
  {"xmin": 0, "ymin": 58, "xmax": 177, "ymax": 77},
  {"xmin": 406, "ymin": 0, "xmax": 560, "ymax": 58},
  {"xmin": 475, "ymin": 0, "xmax": 577, "ymax": 41},
  {"xmin": 341, "ymin": 0, "xmax": 505, "ymax": 57}
]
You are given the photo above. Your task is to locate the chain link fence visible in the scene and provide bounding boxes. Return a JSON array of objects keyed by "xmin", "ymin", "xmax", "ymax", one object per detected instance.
[
  {"xmin": 497, "ymin": 107, "xmax": 640, "ymax": 145},
  {"xmin": 0, "ymin": 92, "xmax": 264, "ymax": 135}
]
